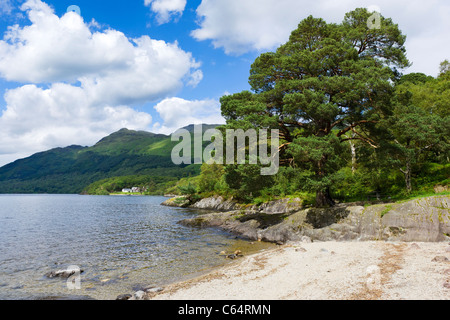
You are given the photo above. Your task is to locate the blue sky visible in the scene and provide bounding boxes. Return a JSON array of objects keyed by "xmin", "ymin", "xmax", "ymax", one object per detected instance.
[{"xmin": 0, "ymin": 0, "xmax": 449, "ymax": 166}]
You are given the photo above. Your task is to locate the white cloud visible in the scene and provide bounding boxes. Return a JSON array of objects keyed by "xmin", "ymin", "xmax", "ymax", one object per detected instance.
[
  {"xmin": 0, "ymin": 0, "xmax": 203, "ymax": 166},
  {"xmin": 0, "ymin": 0, "xmax": 202, "ymax": 101},
  {"xmin": 192, "ymin": 0, "xmax": 312, "ymax": 55},
  {"xmin": 0, "ymin": 83, "xmax": 153, "ymax": 166},
  {"xmin": 192, "ymin": 0, "xmax": 450, "ymax": 75},
  {"xmin": 153, "ymin": 97, "xmax": 225, "ymax": 134},
  {"xmin": 145, "ymin": 0, "xmax": 187, "ymax": 24}
]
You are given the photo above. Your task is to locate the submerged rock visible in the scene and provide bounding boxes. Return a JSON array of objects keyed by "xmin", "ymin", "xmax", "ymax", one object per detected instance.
[{"xmin": 45, "ymin": 267, "xmax": 84, "ymax": 279}]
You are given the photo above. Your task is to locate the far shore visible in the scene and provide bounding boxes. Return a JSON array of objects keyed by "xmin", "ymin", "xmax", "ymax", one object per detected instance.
[{"xmin": 146, "ymin": 240, "xmax": 450, "ymax": 300}]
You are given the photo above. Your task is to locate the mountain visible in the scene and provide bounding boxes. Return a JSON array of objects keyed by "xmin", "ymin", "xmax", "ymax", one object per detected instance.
[{"xmin": 0, "ymin": 126, "xmax": 219, "ymax": 194}]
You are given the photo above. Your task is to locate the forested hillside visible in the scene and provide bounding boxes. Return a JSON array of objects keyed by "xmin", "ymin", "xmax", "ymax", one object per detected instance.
[{"xmin": 0, "ymin": 128, "xmax": 200, "ymax": 194}]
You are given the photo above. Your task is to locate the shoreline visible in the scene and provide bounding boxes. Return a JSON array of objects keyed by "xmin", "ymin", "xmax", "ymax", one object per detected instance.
[{"xmin": 145, "ymin": 240, "xmax": 450, "ymax": 300}]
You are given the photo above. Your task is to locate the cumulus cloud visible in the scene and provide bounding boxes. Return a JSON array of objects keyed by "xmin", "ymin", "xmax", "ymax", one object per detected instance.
[
  {"xmin": 192, "ymin": 0, "xmax": 450, "ymax": 75},
  {"xmin": 0, "ymin": 83, "xmax": 153, "ymax": 166},
  {"xmin": 0, "ymin": 0, "xmax": 202, "ymax": 98},
  {"xmin": 192, "ymin": 0, "xmax": 306, "ymax": 55},
  {"xmin": 153, "ymin": 97, "xmax": 225, "ymax": 134},
  {"xmin": 0, "ymin": 0, "xmax": 202, "ymax": 166},
  {"xmin": 145, "ymin": 0, "xmax": 187, "ymax": 24}
]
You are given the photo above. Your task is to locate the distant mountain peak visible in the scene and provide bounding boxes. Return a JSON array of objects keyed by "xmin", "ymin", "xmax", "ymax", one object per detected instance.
[
  {"xmin": 94, "ymin": 128, "xmax": 167, "ymax": 146},
  {"xmin": 177, "ymin": 124, "xmax": 223, "ymax": 133}
]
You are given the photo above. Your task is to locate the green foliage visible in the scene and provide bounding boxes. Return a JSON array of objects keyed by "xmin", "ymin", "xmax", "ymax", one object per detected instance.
[
  {"xmin": 83, "ymin": 175, "xmax": 178, "ymax": 195},
  {"xmin": 178, "ymin": 182, "xmax": 198, "ymax": 195},
  {"xmin": 220, "ymin": 8, "xmax": 409, "ymax": 206},
  {"xmin": 224, "ymin": 164, "xmax": 274, "ymax": 202},
  {"xmin": 396, "ymin": 71, "xmax": 450, "ymax": 118},
  {"xmin": 198, "ymin": 163, "xmax": 225, "ymax": 193}
]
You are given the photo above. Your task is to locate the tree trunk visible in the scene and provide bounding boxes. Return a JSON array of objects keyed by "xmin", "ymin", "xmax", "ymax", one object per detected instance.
[
  {"xmin": 400, "ymin": 160, "xmax": 412, "ymax": 193},
  {"xmin": 349, "ymin": 133, "xmax": 357, "ymax": 174},
  {"xmin": 315, "ymin": 188, "xmax": 336, "ymax": 207},
  {"xmin": 405, "ymin": 162, "xmax": 412, "ymax": 193},
  {"xmin": 315, "ymin": 155, "xmax": 335, "ymax": 207}
]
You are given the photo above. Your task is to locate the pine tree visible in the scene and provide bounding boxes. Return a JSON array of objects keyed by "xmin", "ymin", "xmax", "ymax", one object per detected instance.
[{"xmin": 221, "ymin": 8, "xmax": 409, "ymax": 206}]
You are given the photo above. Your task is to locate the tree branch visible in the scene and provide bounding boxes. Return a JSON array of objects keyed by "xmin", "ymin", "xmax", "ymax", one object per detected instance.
[{"xmin": 337, "ymin": 120, "xmax": 378, "ymax": 137}]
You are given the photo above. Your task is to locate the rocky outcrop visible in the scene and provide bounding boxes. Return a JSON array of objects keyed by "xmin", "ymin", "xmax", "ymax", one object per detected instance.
[
  {"xmin": 161, "ymin": 196, "xmax": 191, "ymax": 208},
  {"xmin": 189, "ymin": 196, "xmax": 240, "ymax": 211},
  {"xmin": 258, "ymin": 198, "xmax": 303, "ymax": 214},
  {"xmin": 364, "ymin": 196, "xmax": 450, "ymax": 242},
  {"xmin": 179, "ymin": 196, "xmax": 450, "ymax": 244},
  {"xmin": 163, "ymin": 195, "xmax": 304, "ymax": 214}
]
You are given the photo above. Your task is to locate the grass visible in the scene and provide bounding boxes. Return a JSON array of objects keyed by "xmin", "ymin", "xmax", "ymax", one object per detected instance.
[
  {"xmin": 380, "ymin": 204, "xmax": 393, "ymax": 218},
  {"xmin": 392, "ymin": 190, "xmax": 450, "ymax": 204}
]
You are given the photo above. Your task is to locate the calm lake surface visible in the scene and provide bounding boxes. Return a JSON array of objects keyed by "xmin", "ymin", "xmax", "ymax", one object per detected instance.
[{"xmin": 0, "ymin": 194, "xmax": 272, "ymax": 300}]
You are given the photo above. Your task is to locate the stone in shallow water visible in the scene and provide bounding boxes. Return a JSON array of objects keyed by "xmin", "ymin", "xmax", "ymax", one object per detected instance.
[{"xmin": 45, "ymin": 267, "xmax": 84, "ymax": 279}]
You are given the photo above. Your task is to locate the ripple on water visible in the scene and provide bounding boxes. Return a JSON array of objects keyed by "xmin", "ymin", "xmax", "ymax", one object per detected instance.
[{"xmin": 0, "ymin": 195, "xmax": 275, "ymax": 300}]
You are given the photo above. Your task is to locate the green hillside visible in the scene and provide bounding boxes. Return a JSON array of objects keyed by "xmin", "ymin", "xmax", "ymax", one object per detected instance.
[{"xmin": 0, "ymin": 127, "xmax": 212, "ymax": 194}]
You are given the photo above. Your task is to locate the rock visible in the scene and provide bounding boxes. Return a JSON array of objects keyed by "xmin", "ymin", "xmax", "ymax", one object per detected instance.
[
  {"xmin": 116, "ymin": 294, "xmax": 132, "ymax": 300},
  {"xmin": 431, "ymin": 256, "xmax": 449, "ymax": 262},
  {"xmin": 258, "ymin": 198, "xmax": 303, "ymax": 214},
  {"xmin": 380, "ymin": 196, "xmax": 450, "ymax": 242},
  {"xmin": 434, "ymin": 185, "xmax": 448, "ymax": 193},
  {"xmin": 145, "ymin": 287, "xmax": 163, "ymax": 294},
  {"xmin": 180, "ymin": 196, "xmax": 450, "ymax": 244},
  {"xmin": 410, "ymin": 243, "xmax": 421, "ymax": 249},
  {"xmin": 444, "ymin": 280, "xmax": 450, "ymax": 289},
  {"xmin": 45, "ymin": 267, "xmax": 84, "ymax": 279},
  {"xmin": 301, "ymin": 236, "xmax": 312, "ymax": 243},
  {"xmin": 130, "ymin": 290, "xmax": 146, "ymax": 300},
  {"xmin": 443, "ymin": 269, "xmax": 450, "ymax": 275},
  {"xmin": 446, "ymin": 247, "xmax": 450, "ymax": 253},
  {"xmin": 295, "ymin": 247, "xmax": 307, "ymax": 252},
  {"xmin": 320, "ymin": 248, "xmax": 329, "ymax": 253},
  {"xmin": 161, "ymin": 196, "xmax": 190, "ymax": 208},
  {"xmin": 190, "ymin": 196, "xmax": 239, "ymax": 211},
  {"xmin": 306, "ymin": 207, "xmax": 350, "ymax": 228}
]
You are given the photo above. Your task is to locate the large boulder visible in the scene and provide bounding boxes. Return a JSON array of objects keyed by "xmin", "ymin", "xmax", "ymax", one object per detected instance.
[
  {"xmin": 380, "ymin": 196, "xmax": 450, "ymax": 242},
  {"xmin": 258, "ymin": 198, "xmax": 303, "ymax": 214},
  {"xmin": 189, "ymin": 196, "xmax": 240, "ymax": 211}
]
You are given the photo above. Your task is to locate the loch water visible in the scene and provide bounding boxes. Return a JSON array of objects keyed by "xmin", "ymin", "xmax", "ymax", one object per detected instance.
[{"xmin": 0, "ymin": 194, "xmax": 271, "ymax": 300}]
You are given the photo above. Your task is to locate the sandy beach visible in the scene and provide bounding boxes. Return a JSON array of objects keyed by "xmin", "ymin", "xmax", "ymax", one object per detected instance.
[{"xmin": 149, "ymin": 241, "xmax": 450, "ymax": 300}]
